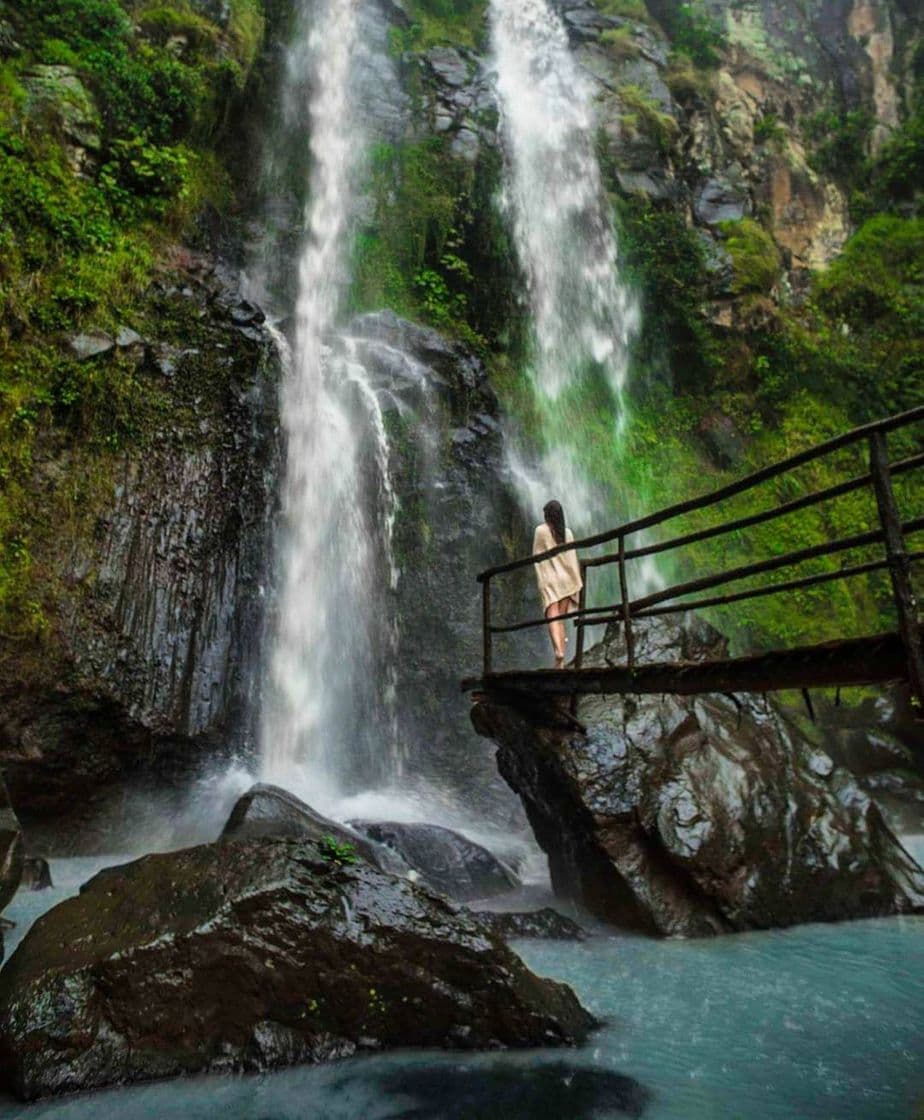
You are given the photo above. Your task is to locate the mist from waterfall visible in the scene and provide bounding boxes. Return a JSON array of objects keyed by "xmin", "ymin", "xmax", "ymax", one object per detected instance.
[
  {"xmin": 490, "ymin": 0, "xmax": 653, "ymax": 591},
  {"xmin": 259, "ymin": 0, "xmax": 401, "ymax": 810}
]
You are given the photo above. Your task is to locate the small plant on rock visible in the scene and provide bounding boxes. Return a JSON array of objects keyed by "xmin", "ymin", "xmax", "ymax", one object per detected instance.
[{"xmin": 317, "ymin": 835, "xmax": 359, "ymax": 867}]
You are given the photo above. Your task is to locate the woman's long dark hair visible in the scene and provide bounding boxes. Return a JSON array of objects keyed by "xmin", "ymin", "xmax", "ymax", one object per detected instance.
[{"xmin": 543, "ymin": 500, "xmax": 566, "ymax": 545}]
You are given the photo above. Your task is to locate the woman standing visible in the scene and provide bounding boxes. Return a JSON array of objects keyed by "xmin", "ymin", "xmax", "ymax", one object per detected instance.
[{"xmin": 532, "ymin": 500, "xmax": 583, "ymax": 668}]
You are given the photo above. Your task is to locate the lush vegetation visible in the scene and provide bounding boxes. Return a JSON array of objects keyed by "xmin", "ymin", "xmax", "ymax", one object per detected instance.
[
  {"xmin": 0, "ymin": 0, "xmax": 263, "ymax": 636},
  {"xmin": 2, "ymin": 0, "xmax": 921, "ymax": 662}
]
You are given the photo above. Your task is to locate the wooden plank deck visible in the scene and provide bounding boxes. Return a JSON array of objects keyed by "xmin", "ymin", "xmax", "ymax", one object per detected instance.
[{"xmin": 463, "ymin": 628, "xmax": 915, "ymax": 698}]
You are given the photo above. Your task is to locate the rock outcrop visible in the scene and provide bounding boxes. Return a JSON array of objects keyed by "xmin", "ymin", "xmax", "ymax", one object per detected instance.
[
  {"xmin": 349, "ymin": 818, "xmax": 519, "ymax": 901},
  {"xmin": 0, "ymin": 251, "xmax": 281, "ymax": 835},
  {"xmin": 0, "ymin": 837, "xmax": 596, "ymax": 1100},
  {"xmin": 472, "ymin": 616, "xmax": 924, "ymax": 936},
  {"xmin": 472, "ymin": 908, "xmax": 588, "ymax": 942},
  {"xmin": 339, "ymin": 312, "xmax": 534, "ymax": 813},
  {"xmin": 222, "ymin": 783, "xmax": 407, "ymax": 875}
]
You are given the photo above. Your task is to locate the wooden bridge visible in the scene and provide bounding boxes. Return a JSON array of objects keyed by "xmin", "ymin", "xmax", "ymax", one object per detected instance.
[{"xmin": 463, "ymin": 405, "xmax": 924, "ymax": 710}]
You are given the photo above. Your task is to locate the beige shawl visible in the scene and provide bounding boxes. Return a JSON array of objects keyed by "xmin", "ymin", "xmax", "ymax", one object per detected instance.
[{"xmin": 533, "ymin": 522, "xmax": 583, "ymax": 612}]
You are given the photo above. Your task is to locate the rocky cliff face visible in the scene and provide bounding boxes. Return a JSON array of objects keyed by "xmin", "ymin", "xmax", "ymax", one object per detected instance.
[
  {"xmin": 0, "ymin": 252, "xmax": 282, "ymax": 834},
  {"xmin": 471, "ymin": 617, "xmax": 924, "ymax": 936}
]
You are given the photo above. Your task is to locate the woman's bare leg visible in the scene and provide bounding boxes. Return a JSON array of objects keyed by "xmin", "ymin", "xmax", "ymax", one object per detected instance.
[{"xmin": 545, "ymin": 600, "xmax": 566, "ymax": 665}]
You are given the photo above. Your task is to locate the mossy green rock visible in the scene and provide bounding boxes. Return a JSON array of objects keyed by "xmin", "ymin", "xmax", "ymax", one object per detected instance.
[
  {"xmin": 0, "ymin": 837, "xmax": 596, "ymax": 1100},
  {"xmin": 21, "ymin": 65, "xmax": 101, "ymax": 156}
]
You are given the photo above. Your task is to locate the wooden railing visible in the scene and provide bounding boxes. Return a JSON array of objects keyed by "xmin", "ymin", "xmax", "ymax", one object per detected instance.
[{"xmin": 475, "ymin": 404, "xmax": 924, "ymax": 705}]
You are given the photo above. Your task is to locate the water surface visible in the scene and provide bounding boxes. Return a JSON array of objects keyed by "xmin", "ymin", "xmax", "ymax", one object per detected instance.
[{"xmin": 0, "ymin": 858, "xmax": 921, "ymax": 1119}]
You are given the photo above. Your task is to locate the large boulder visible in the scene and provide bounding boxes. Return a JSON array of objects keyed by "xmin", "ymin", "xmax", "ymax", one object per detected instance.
[
  {"xmin": 222, "ymin": 783, "xmax": 407, "ymax": 875},
  {"xmin": 0, "ymin": 837, "xmax": 596, "ymax": 1100},
  {"xmin": 349, "ymin": 819, "xmax": 518, "ymax": 901},
  {"xmin": 471, "ymin": 616, "xmax": 924, "ymax": 936}
]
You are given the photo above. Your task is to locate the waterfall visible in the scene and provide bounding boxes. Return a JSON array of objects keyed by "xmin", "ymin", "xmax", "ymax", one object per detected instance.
[
  {"xmin": 490, "ymin": 0, "xmax": 647, "ymax": 571},
  {"xmin": 259, "ymin": 0, "xmax": 400, "ymax": 808}
]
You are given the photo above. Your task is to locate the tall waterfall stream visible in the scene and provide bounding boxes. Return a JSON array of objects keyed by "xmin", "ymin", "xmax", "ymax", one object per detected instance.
[{"xmin": 258, "ymin": 0, "xmax": 402, "ymax": 810}]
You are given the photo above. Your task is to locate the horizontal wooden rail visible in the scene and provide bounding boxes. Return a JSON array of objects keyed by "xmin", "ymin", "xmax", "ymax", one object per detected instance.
[
  {"xmin": 627, "ymin": 514, "xmax": 924, "ymax": 616},
  {"xmin": 580, "ymin": 550, "xmax": 924, "ymax": 627},
  {"xmin": 583, "ymin": 449, "xmax": 924, "ymax": 570},
  {"xmin": 464, "ymin": 629, "xmax": 915, "ymax": 697},
  {"xmin": 472, "ymin": 406, "xmax": 924, "ymax": 703},
  {"xmin": 477, "ymin": 403, "xmax": 924, "ymax": 582},
  {"xmin": 485, "ymin": 515, "xmax": 924, "ymax": 637}
]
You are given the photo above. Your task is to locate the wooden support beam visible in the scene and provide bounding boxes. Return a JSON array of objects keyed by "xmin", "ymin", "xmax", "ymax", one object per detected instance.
[{"xmin": 462, "ymin": 629, "xmax": 914, "ymax": 698}]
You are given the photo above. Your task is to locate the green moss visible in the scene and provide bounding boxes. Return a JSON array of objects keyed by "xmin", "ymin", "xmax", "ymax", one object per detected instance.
[
  {"xmin": 395, "ymin": 0, "xmax": 487, "ymax": 52},
  {"xmin": 613, "ymin": 196, "xmax": 719, "ymax": 390},
  {"xmin": 646, "ymin": 0, "xmax": 724, "ymax": 68},
  {"xmin": 718, "ymin": 218, "xmax": 781, "ymax": 296},
  {"xmin": 350, "ymin": 137, "xmax": 511, "ymax": 352},
  {"xmin": 663, "ymin": 51, "xmax": 713, "ymax": 101},
  {"xmin": 596, "ymin": 0, "xmax": 652, "ymax": 23},
  {"xmin": 600, "ymin": 27, "xmax": 640, "ymax": 60},
  {"xmin": 0, "ymin": 0, "xmax": 263, "ymax": 637},
  {"xmin": 617, "ymin": 84, "xmax": 679, "ymax": 153}
]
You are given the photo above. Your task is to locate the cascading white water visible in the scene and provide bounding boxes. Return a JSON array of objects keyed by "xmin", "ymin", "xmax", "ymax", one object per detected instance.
[
  {"xmin": 490, "ymin": 0, "xmax": 648, "ymax": 564},
  {"xmin": 260, "ymin": 0, "xmax": 400, "ymax": 808}
]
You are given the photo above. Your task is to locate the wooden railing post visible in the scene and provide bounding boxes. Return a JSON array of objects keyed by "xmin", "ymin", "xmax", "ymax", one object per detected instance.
[
  {"xmin": 574, "ymin": 563, "xmax": 588, "ymax": 672},
  {"xmin": 869, "ymin": 430, "xmax": 924, "ymax": 708},
  {"xmin": 482, "ymin": 575, "xmax": 493, "ymax": 677},
  {"xmin": 571, "ymin": 563, "xmax": 588, "ymax": 717},
  {"xmin": 618, "ymin": 534, "xmax": 635, "ymax": 672}
]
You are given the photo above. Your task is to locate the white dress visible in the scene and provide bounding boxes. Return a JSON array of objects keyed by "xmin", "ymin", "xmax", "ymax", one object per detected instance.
[{"xmin": 532, "ymin": 522, "xmax": 583, "ymax": 612}]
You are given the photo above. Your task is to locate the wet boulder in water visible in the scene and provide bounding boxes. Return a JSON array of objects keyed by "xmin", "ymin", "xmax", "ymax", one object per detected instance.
[
  {"xmin": 18, "ymin": 858, "xmax": 51, "ymax": 891},
  {"xmin": 472, "ymin": 615, "xmax": 924, "ymax": 936},
  {"xmin": 221, "ymin": 783, "xmax": 406, "ymax": 875},
  {"xmin": 471, "ymin": 908, "xmax": 588, "ymax": 941},
  {"xmin": 348, "ymin": 820, "xmax": 518, "ymax": 901},
  {"xmin": 0, "ymin": 837, "xmax": 596, "ymax": 1100},
  {"xmin": 0, "ymin": 776, "xmax": 23, "ymax": 917}
]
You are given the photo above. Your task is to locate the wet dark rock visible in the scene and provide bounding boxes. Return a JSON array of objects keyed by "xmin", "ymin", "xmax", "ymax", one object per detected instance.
[
  {"xmin": 18, "ymin": 858, "xmax": 51, "ymax": 892},
  {"xmin": 229, "ymin": 299, "xmax": 265, "ymax": 327},
  {"xmin": 222, "ymin": 784, "xmax": 406, "ymax": 874},
  {"xmin": 378, "ymin": 1061, "xmax": 649, "ymax": 1119},
  {"xmin": 0, "ymin": 838, "xmax": 596, "ymax": 1100},
  {"xmin": 68, "ymin": 333, "xmax": 114, "ymax": 360},
  {"xmin": 426, "ymin": 46, "xmax": 469, "ymax": 88},
  {"xmin": 336, "ymin": 311, "xmax": 531, "ymax": 813},
  {"xmin": 554, "ymin": 0, "xmax": 623, "ymax": 42},
  {"xmin": 697, "ymin": 412, "xmax": 746, "ymax": 469},
  {"xmin": 349, "ymin": 820, "xmax": 519, "ymax": 901},
  {"xmin": 472, "ymin": 616, "xmax": 924, "ymax": 936},
  {"xmin": 694, "ymin": 177, "xmax": 749, "ymax": 225},
  {"xmin": 0, "ymin": 776, "xmax": 23, "ymax": 916},
  {"xmin": 472, "ymin": 908, "xmax": 588, "ymax": 941}
]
